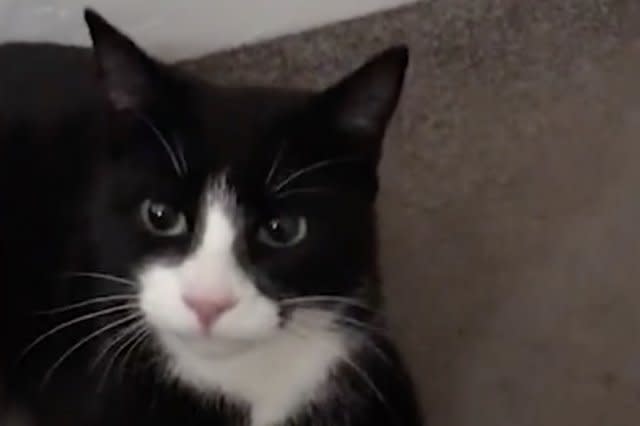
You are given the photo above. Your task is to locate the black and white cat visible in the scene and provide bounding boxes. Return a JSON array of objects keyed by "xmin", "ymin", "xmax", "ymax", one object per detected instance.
[{"xmin": 0, "ymin": 9, "xmax": 422, "ymax": 426}]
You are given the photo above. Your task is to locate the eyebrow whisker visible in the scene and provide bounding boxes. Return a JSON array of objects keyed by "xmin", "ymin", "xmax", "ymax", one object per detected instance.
[
  {"xmin": 135, "ymin": 112, "xmax": 185, "ymax": 178},
  {"xmin": 272, "ymin": 157, "xmax": 359, "ymax": 193}
]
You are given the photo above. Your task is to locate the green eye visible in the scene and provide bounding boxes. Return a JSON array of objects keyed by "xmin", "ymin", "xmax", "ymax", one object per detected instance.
[
  {"xmin": 140, "ymin": 199, "xmax": 187, "ymax": 237},
  {"xmin": 258, "ymin": 215, "xmax": 307, "ymax": 248}
]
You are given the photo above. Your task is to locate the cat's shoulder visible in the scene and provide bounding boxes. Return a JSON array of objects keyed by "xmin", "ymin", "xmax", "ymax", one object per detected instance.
[
  {"xmin": 0, "ymin": 42, "xmax": 90, "ymax": 62},
  {"xmin": 0, "ymin": 42, "xmax": 98, "ymax": 117}
]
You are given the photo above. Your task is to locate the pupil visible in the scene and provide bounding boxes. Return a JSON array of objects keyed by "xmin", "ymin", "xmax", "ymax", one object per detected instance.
[
  {"xmin": 270, "ymin": 220, "xmax": 282, "ymax": 235},
  {"xmin": 150, "ymin": 204, "xmax": 173, "ymax": 229},
  {"xmin": 269, "ymin": 218, "xmax": 293, "ymax": 241}
]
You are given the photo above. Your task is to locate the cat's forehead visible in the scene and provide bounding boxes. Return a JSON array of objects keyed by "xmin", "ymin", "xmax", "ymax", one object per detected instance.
[
  {"xmin": 179, "ymin": 85, "xmax": 310, "ymax": 161},
  {"xmin": 196, "ymin": 86, "xmax": 310, "ymax": 133},
  {"xmin": 162, "ymin": 86, "xmax": 308, "ymax": 185}
]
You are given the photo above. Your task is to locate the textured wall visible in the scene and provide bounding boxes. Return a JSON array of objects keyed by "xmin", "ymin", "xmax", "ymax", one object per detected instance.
[{"xmin": 185, "ymin": 1, "xmax": 640, "ymax": 425}]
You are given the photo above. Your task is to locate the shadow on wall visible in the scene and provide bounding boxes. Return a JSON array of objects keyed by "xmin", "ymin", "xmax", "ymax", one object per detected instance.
[{"xmin": 185, "ymin": 1, "xmax": 640, "ymax": 425}]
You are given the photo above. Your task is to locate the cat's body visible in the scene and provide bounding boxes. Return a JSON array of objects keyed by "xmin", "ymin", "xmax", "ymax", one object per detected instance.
[{"xmin": 0, "ymin": 11, "xmax": 421, "ymax": 426}]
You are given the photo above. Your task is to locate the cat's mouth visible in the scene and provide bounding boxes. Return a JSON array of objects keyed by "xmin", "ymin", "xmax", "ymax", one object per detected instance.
[
  {"xmin": 161, "ymin": 328, "xmax": 269, "ymax": 358},
  {"xmin": 140, "ymin": 281, "xmax": 283, "ymax": 358},
  {"xmin": 153, "ymin": 307, "xmax": 339, "ymax": 366}
]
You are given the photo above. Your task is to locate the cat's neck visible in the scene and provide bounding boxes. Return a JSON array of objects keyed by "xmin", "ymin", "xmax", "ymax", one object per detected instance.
[{"xmin": 163, "ymin": 312, "xmax": 350, "ymax": 426}]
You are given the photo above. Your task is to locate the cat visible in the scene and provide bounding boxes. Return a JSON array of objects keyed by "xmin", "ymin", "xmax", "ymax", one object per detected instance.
[{"xmin": 0, "ymin": 9, "xmax": 422, "ymax": 426}]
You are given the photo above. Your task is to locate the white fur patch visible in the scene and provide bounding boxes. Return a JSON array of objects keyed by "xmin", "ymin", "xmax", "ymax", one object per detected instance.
[
  {"xmin": 166, "ymin": 310, "xmax": 347, "ymax": 426},
  {"xmin": 138, "ymin": 176, "xmax": 348, "ymax": 425}
]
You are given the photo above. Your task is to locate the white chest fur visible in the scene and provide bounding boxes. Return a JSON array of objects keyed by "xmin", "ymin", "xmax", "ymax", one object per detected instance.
[{"xmin": 164, "ymin": 317, "xmax": 348, "ymax": 426}]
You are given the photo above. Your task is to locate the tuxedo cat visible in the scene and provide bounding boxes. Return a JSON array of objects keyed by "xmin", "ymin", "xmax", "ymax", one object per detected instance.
[{"xmin": 0, "ymin": 9, "xmax": 422, "ymax": 426}]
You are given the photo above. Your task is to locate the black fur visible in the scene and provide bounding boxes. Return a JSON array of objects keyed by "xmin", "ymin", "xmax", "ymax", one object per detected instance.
[{"xmin": 0, "ymin": 9, "xmax": 422, "ymax": 426}]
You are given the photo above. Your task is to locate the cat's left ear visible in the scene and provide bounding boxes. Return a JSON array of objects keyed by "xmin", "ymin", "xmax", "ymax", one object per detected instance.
[
  {"xmin": 84, "ymin": 9, "xmax": 160, "ymax": 110},
  {"xmin": 318, "ymin": 46, "xmax": 409, "ymax": 157}
]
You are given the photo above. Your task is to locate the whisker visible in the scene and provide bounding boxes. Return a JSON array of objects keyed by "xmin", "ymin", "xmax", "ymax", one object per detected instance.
[
  {"xmin": 285, "ymin": 322, "xmax": 314, "ymax": 340},
  {"xmin": 290, "ymin": 307, "xmax": 386, "ymax": 337},
  {"xmin": 20, "ymin": 304, "xmax": 138, "ymax": 359},
  {"xmin": 36, "ymin": 295, "xmax": 137, "ymax": 315},
  {"xmin": 341, "ymin": 355, "xmax": 390, "ymax": 411},
  {"xmin": 288, "ymin": 308, "xmax": 391, "ymax": 364},
  {"xmin": 272, "ymin": 157, "xmax": 360, "ymax": 193},
  {"xmin": 91, "ymin": 320, "xmax": 144, "ymax": 371},
  {"xmin": 274, "ymin": 187, "xmax": 336, "ymax": 200},
  {"xmin": 288, "ymin": 318, "xmax": 394, "ymax": 418},
  {"xmin": 64, "ymin": 272, "xmax": 137, "ymax": 288},
  {"xmin": 265, "ymin": 140, "xmax": 288, "ymax": 187},
  {"xmin": 288, "ymin": 318, "xmax": 392, "ymax": 390},
  {"xmin": 98, "ymin": 322, "xmax": 146, "ymax": 390},
  {"xmin": 333, "ymin": 322, "xmax": 392, "ymax": 365},
  {"xmin": 136, "ymin": 113, "xmax": 184, "ymax": 177},
  {"xmin": 117, "ymin": 327, "xmax": 150, "ymax": 380},
  {"xmin": 41, "ymin": 313, "xmax": 141, "ymax": 388},
  {"xmin": 332, "ymin": 315, "xmax": 388, "ymax": 336},
  {"xmin": 174, "ymin": 134, "xmax": 189, "ymax": 174},
  {"xmin": 279, "ymin": 295, "xmax": 376, "ymax": 312}
]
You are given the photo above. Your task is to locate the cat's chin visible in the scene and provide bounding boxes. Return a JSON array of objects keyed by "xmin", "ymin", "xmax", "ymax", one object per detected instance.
[{"xmin": 156, "ymin": 326, "xmax": 279, "ymax": 360}]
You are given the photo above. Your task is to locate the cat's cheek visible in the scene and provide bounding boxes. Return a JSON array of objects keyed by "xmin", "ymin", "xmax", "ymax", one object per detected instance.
[
  {"xmin": 138, "ymin": 264, "xmax": 281, "ymax": 341},
  {"xmin": 137, "ymin": 267, "xmax": 196, "ymax": 334},
  {"xmin": 213, "ymin": 296, "xmax": 281, "ymax": 340}
]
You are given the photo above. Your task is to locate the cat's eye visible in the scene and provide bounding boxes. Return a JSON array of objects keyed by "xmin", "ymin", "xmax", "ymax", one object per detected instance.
[
  {"xmin": 257, "ymin": 215, "xmax": 307, "ymax": 248},
  {"xmin": 140, "ymin": 199, "xmax": 187, "ymax": 237}
]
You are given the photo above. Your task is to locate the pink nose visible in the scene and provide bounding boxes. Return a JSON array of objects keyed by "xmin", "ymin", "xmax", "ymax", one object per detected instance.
[{"xmin": 182, "ymin": 294, "xmax": 236, "ymax": 329}]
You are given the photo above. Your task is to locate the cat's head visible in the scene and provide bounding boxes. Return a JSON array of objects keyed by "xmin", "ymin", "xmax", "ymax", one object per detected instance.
[{"xmin": 82, "ymin": 10, "xmax": 407, "ymax": 372}]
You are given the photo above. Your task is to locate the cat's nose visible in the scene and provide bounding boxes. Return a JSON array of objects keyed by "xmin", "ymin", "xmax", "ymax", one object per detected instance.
[{"xmin": 182, "ymin": 294, "xmax": 236, "ymax": 330}]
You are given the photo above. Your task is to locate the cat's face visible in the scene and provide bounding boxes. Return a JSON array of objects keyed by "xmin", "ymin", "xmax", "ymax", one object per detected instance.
[{"xmin": 83, "ymin": 11, "xmax": 407, "ymax": 374}]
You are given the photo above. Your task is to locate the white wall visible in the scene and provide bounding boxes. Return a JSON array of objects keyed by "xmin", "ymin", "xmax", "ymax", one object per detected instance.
[{"xmin": 0, "ymin": 0, "xmax": 415, "ymax": 60}]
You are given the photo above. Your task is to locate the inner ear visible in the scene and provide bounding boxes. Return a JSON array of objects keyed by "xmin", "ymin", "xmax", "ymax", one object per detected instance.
[
  {"xmin": 84, "ymin": 9, "xmax": 160, "ymax": 110},
  {"xmin": 319, "ymin": 46, "xmax": 409, "ymax": 141}
]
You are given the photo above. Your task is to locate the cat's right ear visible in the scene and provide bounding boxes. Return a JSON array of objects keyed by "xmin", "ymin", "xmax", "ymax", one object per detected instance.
[{"xmin": 84, "ymin": 9, "xmax": 159, "ymax": 111}]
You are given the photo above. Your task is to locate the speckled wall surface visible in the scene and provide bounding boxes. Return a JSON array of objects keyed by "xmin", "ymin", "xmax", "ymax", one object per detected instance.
[{"xmin": 184, "ymin": 1, "xmax": 640, "ymax": 425}]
